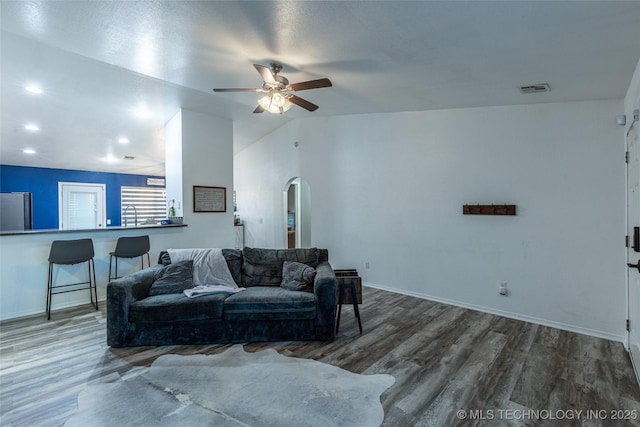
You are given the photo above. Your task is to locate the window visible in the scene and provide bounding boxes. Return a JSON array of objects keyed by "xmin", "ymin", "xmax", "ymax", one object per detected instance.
[{"xmin": 121, "ymin": 186, "xmax": 166, "ymax": 226}]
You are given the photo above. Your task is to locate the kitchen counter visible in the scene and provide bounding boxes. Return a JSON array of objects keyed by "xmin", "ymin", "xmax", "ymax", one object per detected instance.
[{"xmin": 0, "ymin": 223, "xmax": 187, "ymax": 237}]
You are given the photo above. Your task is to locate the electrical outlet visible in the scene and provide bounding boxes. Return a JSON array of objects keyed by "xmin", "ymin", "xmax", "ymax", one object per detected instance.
[
  {"xmin": 365, "ymin": 261, "xmax": 370, "ymax": 269},
  {"xmin": 499, "ymin": 282, "xmax": 508, "ymax": 296}
]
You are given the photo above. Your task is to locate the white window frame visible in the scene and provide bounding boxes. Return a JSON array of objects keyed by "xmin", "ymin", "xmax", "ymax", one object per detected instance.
[{"xmin": 58, "ymin": 182, "xmax": 106, "ymax": 230}]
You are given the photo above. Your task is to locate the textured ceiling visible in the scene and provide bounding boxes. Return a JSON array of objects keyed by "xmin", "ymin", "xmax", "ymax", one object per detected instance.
[{"xmin": 1, "ymin": 1, "xmax": 640, "ymax": 176}]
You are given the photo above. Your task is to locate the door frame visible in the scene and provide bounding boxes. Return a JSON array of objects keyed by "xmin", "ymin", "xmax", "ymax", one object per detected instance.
[
  {"xmin": 625, "ymin": 108, "xmax": 640, "ymax": 383},
  {"xmin": 58, "ymin": 182, "xmax": 107, "ymax": 229},
  {"xmin": 283, "ymin": 177, "xmax": 311, "ymax": 249}
]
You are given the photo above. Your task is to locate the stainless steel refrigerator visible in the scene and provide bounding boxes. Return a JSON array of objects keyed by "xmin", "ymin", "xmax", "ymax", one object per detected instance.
[{"xmin": 0, "ymin": 192, "xmax": 33, "ymax": 231}]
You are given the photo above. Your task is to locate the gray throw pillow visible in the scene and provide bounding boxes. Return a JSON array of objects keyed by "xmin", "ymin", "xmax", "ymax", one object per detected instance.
[
  {"xmin": 149, "ymin": 260, "xmax": 194, "ymax": 296},
  {"xmin": 281, "ymin": 261, "xmax": 316, "ymax": 292}
]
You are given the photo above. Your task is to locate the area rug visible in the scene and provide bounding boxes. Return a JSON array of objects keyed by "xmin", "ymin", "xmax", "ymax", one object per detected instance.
[{"xmin": 65, "ymin": 345, "xmax": 395, "ymax": 427}]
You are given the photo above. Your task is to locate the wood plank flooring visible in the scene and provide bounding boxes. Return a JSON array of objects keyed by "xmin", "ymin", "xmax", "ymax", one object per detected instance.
[{"xmin": 1, "ymin": 286, "xmax": 639, "ymax": 426}]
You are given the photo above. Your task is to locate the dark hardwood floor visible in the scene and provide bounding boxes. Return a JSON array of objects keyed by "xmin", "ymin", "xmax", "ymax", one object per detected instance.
[{"xmin": 1, "ymin": 286, "xmax": 639, "ymax": 426}]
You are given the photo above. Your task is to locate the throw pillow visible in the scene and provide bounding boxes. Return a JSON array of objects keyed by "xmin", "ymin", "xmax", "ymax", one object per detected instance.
[
  {"xmin": 148, "ymin": 260, "xmax": 194, "ymax": 296},
  {"xmin": 281, "ymin": 261, "xmax": 316, "ymax": 292}
]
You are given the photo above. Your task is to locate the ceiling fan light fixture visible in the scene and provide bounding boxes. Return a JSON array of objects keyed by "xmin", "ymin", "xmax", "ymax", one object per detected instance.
[
  {"xmin": 214, "ymin": 63, "xmax": 330, "ymax": 113},
  {"xmin": 272, "ymin": 92, "xmax": 286, "ymax": 107},
  {"xmin": 258, "ymin": 91, "xmax": 293, "ymax": 114}
]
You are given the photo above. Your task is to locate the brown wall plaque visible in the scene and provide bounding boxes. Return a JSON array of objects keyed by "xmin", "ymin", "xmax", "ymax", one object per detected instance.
[{"xmin": 463, "ymin": 204, "xmax": 516, "ymax": 216}]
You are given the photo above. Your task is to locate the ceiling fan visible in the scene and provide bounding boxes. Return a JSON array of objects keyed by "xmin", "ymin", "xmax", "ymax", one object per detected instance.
[{"xmin": 213, "ymin": 63, "xmax": 332, "ymax": 114}]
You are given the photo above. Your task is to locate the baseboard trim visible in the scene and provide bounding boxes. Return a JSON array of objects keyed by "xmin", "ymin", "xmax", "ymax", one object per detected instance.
[
  {"xmin": 364, "ymin": 281, "xmax": 626, "ymax": 344},
  {"xmin": 0, "ymin": 297, "xmax": 106, "ymax": 322}
]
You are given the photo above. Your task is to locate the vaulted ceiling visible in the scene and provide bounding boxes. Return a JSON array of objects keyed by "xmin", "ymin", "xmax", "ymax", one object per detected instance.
[{"xmin": 2, "ymin": 1, "xmax": 639, "ymax": 176}]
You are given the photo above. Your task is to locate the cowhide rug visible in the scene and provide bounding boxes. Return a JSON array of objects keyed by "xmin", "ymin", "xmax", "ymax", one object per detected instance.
[{"xmin": 65, "ymin": 345, "xmax": 395, "ymax": 427}]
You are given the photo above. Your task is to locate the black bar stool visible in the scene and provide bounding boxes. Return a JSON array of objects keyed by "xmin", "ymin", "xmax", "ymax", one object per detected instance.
[
  {"xmin": 108, "ymin": 235, "xmax": 150, "ymax": 281},
  {"xmin": 47, "ymin": 238, "xmax": 98, "ymax": 320}
]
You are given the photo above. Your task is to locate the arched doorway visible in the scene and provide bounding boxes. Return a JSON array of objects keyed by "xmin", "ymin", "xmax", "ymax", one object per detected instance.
[{"xmin": 283, "ymin": 177, "xmax": 311, "ymax": 248}]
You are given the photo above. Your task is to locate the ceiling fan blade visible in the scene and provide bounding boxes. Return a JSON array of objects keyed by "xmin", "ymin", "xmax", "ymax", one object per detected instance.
[
  {"xmin": 289, "ymin": 95, "xmax": 319, "ymax": 112},
  {"xmin": 213, "ymin": 88, "xmax": 263, "ymax": 92},
  {"xmin": 253, "ymin": 105, "xmax": 265, "ymax": 113},
  {"xmin": 254, "ymin": 64, "xmax": 277, "ymax": 84},
  {"xmin": 289, "ymin": 78, "xmax": 332, "ymax": 91}
]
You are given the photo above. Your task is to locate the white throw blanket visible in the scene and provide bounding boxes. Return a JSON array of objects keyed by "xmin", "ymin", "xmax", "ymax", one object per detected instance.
[
  {"xmin": 183, "ymin": 285, "xmax": 244, "ymax": 298},
  {"xmin": 167, "ymin": 248, "xmax": 244, "ymax": 297}
]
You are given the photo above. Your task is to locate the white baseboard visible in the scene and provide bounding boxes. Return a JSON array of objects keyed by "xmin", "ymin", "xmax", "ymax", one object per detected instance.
[
  {"xmin": 364, "ymin": 281, "xmax": 626, "ymax": 344},
  {"xmin": 0, "ymin": 297, "xmax": 106, "ymax": 322}
]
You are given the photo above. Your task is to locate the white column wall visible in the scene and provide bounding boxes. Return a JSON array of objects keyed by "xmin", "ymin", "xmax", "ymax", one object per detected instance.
[
  {"xmin": 234, "ymin": 100, "xmax": 626, "ymax": 340},
  {"xmin": 177, "ymin": 109, "xmax": 235, "ymax": 248}
]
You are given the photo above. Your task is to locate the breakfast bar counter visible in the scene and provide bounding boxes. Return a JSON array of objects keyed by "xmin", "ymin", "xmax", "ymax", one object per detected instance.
[{"xmin": 0, "ymin": 224, "xmax": 189, "ymax": 321}]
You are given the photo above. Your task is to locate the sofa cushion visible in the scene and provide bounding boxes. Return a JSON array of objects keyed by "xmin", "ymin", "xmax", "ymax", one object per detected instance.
[
  {"xmin": 223, "ymin": 286, "xmax": 316, "ymax": 320},
  {"xmin": 242, "ymin": 247, "xmax": 320, "ymax": 287},
  {"xmin": 281, "ymin": 261, "xmax": 316, "ymax": 292},
  {"xmin": 158, "ymin": 249, "xmax": 243, "ymax": 287},
  {"xmin": 282, "ymin": 248, "xmax": 320, "ymax": 266},
  {"xmin": 222, "ymin": 249, "xmax": 243, "ymax": 286},
  {"xmin": 148, "ymin": 260, "xmax": 194, "ymax": 296},
  {"xmin": 130, "ymin": 293, "xmax": 227, "ymax": 323}
]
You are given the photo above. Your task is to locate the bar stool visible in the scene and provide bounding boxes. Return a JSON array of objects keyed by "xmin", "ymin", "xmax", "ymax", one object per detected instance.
[
  {"xmin": 108, "ymin": 235, "xmax": 150, "ymax": 281},
  {"xmin": 47, "ymin": 238, "xmax": 98, "ymax": 320}
]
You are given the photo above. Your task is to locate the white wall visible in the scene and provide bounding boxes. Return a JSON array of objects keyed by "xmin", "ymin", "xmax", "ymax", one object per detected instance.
[
  {"xmin": 165, "ymin": 110, "xmax": 184, "ymax": 217},
  {"xmin": 298, "ymin": 178, "xmax": 312, "ymax": 247},
  {"xmin": 0, "ymin": 109, "xmax": 234, "ymax": 320},
  {"xmin": 626, "ymin": 57, "xmax": 640, "ymax": 116},
  {"xmin": 176, "ymin": 109, "xmax": 235, "ymax": 248},
  {"xmin": 234, "ymin": 99, "xmax": 626, "ymax": 340}
]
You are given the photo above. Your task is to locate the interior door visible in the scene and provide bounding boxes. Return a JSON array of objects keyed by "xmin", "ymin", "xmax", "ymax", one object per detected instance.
[
  {"xmin": 59, "ymin": 182, "xmax": 106, "ymax": 229},
  {"xmin": 627, "ymin": 111, "xmax": 640, "ymax": 377}
]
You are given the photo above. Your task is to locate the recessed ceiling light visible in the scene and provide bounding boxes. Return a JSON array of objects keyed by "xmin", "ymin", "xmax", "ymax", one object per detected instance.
[
  {"xmin": 25, "ymin": 85, "xmax": 43, "ymax": 94},
  {"xmin": 132, "ymin": 103, "xmax": 152, "ymax": 119},
  {"xmin": 24, "ymin": 123, "xmax": 40, "ymax": 132},
  {"xmin": 23, "ymin": 148, "xmax": 36, "ymax": 154},
  {"xmin": 118, "ymin": 137, "xmax": 130, "ymax": 144}
]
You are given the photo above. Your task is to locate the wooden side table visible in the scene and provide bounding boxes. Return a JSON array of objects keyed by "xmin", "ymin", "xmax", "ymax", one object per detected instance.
[{"xmin": 335, "ymin": 269, "xmax": 363, "ymax": 334}]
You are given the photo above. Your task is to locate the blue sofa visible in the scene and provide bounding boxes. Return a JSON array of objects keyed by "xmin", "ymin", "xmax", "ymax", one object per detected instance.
[{"xmin": 107, "ymin": 247, "xmax": 337, "ymax": 347}]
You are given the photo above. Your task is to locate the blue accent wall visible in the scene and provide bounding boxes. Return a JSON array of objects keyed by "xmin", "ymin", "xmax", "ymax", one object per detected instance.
[{"xmin": 0, "ymin": 165, "xmax": 165, "ymax": 229}]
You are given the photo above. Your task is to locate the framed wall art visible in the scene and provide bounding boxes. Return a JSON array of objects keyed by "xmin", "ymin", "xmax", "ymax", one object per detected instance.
[{"xmin": 193, "ymin": 186, "xmax": 226, "ymax": 212}]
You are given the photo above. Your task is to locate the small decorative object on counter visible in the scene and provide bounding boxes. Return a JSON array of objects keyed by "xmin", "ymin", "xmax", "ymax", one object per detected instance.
[{"xmin": 168, "ymin": 216, "xmax": 183, "ymax": 224}]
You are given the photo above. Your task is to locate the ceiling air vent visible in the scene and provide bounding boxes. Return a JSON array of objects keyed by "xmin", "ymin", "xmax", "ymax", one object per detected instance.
[
  {"xmin": 123, "ymin": 156, "xmax": 135, "ymax": 160},
  {"xmin": 519, "ymin": 83, "xmax": 550, "ymax": 94}
]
